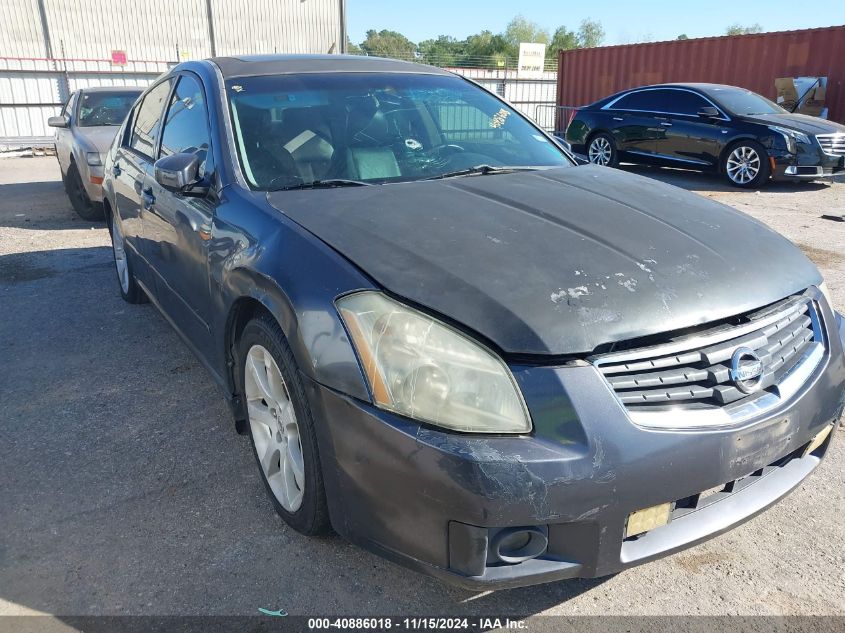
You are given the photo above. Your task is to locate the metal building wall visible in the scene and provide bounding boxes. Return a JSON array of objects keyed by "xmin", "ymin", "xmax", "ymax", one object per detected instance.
[
  {"xmin": 211, "ymin": 0, "xmax": 342, "ymax": 55},
  {"xmin": 0, "ymin": 0, "xmax": 344, "ymax": 148},
  {"xmin": 557, "ymin": 26, "xmax": 845, "ymax": 124},
  {"xmin": 40, "ymin": 0, "xmax": 212, "ymax": 61},
  {"xmin": 0, "ymin": 0, "xmax": 46, "ymax": 58}
]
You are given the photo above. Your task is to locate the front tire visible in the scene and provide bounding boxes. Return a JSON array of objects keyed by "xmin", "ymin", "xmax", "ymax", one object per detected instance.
[
  {"xmin": 66, "ymin": 162, "xmax": 104, "ymax": 221},
  {"xmin": 722, "ymin": 141, "xmax": 770, "ymax": 188},
  {"xmin": 238, "ymin": 314, "xmax": 330, "ymax": 536},
  {"xmin": 587, "ymin": 133, "xmax": 618, "ymax": 167}
]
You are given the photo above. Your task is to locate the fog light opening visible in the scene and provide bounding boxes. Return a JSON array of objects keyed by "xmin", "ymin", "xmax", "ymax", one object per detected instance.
[{"xmin": 491, "ymin": 527, "xmax": 548, "ymax": 564}]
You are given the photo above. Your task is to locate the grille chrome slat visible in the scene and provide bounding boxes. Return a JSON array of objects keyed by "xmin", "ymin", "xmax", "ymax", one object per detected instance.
[
  {"xmin": 816, "ymin": 133, "xmax": 845, "ymax": 157},
  {"xmin": 592, "ymin": 292, "xmax": 826, "ymax": 428}
]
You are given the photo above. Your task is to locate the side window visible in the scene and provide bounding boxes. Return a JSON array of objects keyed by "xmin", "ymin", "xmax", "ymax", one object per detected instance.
[
  {"xmin": 664, "ymin": 90, "xmax": 712, "ymax": 116},
  {"xmin": 158, "ymin": 75, "xmax": 212, "ymax": 177},
  {"xmin": 611, "ymin": 90, "xmax": 670, "ymax": 113},
  {"xmin": 129, "ymin": 79, "xmax": 173, "ymax": 159},
  {"xmin": 61, "ymin": 92, "xmax": 77, "ymax": 119}
]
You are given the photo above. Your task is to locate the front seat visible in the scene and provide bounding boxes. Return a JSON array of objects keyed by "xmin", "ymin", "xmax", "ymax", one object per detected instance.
[
  {"xmin": 277, "ymin": 107, "xmax": 335, "ymax": 183},
  {"xmin": 344, "ymin": 96, "xmax": 401, "ymax": 181},
  {"xmin": 237, "ymin": 106, "xmax": 298, "ymax": 189}
]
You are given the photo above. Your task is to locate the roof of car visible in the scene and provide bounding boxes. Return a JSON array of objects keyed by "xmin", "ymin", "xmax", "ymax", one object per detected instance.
[
  {"xmin": 209, "ymin": 54, "xmax": 451, "ymax": 79},
  {"xmin": 77, "ymin": 86, "xmax": 144, "ymax": 93},
  {"xmin": 635, "ymin": 83, "xmax": 746, "ymax": 93}
]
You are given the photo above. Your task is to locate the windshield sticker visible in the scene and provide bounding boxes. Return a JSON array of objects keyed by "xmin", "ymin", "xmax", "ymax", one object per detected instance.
[
  {"xmin": 490, "ymin": 108, "xmax": 509, "ymax": 128},
  {"xmin": 231, "ymin": 85, "xmax": 243, "ymax": 93}
]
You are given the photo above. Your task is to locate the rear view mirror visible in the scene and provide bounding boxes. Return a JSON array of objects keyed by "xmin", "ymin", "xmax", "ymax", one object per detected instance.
[
  {"xmin": 154, "ymin": 153, "xmax": 202, "ymax": 193},
  {"xmin": 47, "ymin": 115, "xmax": 69, "ymax": 128},
  {"xmin": 698, "ymin": 106, "xmax": 721, "ymax": 119}
]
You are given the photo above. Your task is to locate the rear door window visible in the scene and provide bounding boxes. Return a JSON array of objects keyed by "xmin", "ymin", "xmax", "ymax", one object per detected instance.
[
  {"xmin": 128, "ymin": 79, "xmax": 173, "ymax": 159},
  {"xmin": 662, "ymin": 90, "xmax": 712, "ymax": 116},
  {"xmin": 611, "ymin": 89, "xmax": 673, "ymax": 113}
]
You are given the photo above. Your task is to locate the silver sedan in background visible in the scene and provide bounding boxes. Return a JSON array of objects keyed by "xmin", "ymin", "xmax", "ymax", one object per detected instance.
[{"xmin": 48, "ymin": 86, "xmax": 142, "ymax": 220}]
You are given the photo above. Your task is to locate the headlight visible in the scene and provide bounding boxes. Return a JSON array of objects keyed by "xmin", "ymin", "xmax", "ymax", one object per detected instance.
[
  {"xmin": 86, "ymin": 152, "xmax": 103, "ymax": 166},
  {"xmin": 769, "ymin": 125, "xmax": 811, "ymax": 153},
  {"xmin": 337, "ymin": 291, "xmax": 531, "ymax": 433},
  {"xmin": 819, "ymin": 281, "xmax": 834, "ymax": 308}
]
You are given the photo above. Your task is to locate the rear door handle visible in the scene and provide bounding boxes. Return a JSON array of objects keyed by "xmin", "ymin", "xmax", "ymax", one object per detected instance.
[
  {"xmin": 612, "ymin": 117, "xmax": 624, "ymax": 121},
  {"xmin": 141, "ymin": 187, "xmax": 155, "ymax": 210},
  {"xmin": 661, "ymin": 122, "xmax": 673, "ymax": 127}
]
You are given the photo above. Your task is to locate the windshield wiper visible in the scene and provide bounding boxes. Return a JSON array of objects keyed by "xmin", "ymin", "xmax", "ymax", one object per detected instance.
[
  {"xmin": 424, "ymin": 165, "xmax": 541, "ymax": 181},
  {"xmin": 268, "ymin": 179, "xmax": 372, "ymax": 192}
]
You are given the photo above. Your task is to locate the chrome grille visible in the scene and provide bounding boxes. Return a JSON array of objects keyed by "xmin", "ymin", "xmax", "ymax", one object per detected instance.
[
  {"xmin": 816, "ymin": 133, "xmax": 845, "ymax": 157},
  {"xmin": 592, "ymin": 293, "xmax": 825, "ymax": 426}
]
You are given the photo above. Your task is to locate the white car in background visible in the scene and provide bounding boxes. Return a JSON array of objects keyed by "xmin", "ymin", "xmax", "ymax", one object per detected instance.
[{"xmin": 48, "ymin": 86, "xmax": 142, "ymax": 220}]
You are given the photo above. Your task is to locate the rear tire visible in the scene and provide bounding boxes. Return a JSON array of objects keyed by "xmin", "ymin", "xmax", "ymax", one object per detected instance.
[
  {"xmin": 722, "ymin": 141, "xmax": 770, "ymax": 189},
  {"xmin": 586, "ymin": 133, "xmax": 618, "ymax": 167},
  {"xmin": 66, "ymin": 162, "xmax": 104, "ymax": 221},
  {"xmin": 238, "ymin": 314, "xmax": 330, "ymax": 536}
]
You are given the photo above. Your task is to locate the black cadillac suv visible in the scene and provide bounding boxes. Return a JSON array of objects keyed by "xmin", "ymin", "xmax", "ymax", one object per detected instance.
[{"xmin": 565, "ymin": 83, "xmax": 845, "ymax": 188}]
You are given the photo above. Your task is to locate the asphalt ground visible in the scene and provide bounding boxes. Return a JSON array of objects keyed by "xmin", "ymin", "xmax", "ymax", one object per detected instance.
[{"xmin": 0, "ymin": 156, "xmax": 843, "ymax": 621}]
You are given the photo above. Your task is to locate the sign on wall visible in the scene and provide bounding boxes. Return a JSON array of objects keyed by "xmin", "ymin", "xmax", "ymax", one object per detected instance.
[
  {"xmin": 517, "ymin": 42, "xmax": 546, "ymax": 79},
  {"xmin": 110, "ymin": 50, "xmax": 127, "ymax": 66}
]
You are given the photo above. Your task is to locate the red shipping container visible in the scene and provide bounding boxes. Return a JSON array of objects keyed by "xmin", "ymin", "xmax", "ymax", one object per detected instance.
[{"xmin": 557, "ymin": 26, "xmax": 845, "ymax": 124}]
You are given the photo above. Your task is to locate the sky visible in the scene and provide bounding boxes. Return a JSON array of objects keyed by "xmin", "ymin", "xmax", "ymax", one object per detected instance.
[{"xmin": 347, "ymin": 0, "xmax": 845, "ymax": 46}]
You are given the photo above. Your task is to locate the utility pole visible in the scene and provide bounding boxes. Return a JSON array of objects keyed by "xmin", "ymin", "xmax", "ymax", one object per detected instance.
[
  {"xmin": 205, "ymin": 0, "xmax": 217, "ymax": 57},
  {"xmin": 338, "ymin": 0, "xmax": 347, "ymax": 54}
]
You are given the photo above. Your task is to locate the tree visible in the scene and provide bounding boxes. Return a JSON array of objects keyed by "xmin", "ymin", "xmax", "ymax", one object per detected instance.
[
  {"xmin": 418, "ymin": 35, "xmax": 465, "ymax": 66},
  {"xmin": 725, "ymin": 23, "xmax": 763, "ymax": 36},
  {"xmin": 502, "ymin": 15, "xmax": 550, "ymax": 58},
  {"xmin": 677, "ymin": 34, "xmax": 689, "ymax": 40},
  {"xmin": 548, "ymin": 25, "xmax": 579, "ymax": 59},
  {"xmin": 346, "ymin": 37, "xmax": 363, "ymax": 55},
  {"xmin": 577, "ymin": 18, "xmax": 605, "ymax": 48},
  {"xmin": 359, "ymin": 29, "xmax": 417, "ymax": 59}
]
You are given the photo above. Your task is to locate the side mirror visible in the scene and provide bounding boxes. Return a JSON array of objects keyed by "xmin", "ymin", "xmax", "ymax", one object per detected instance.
[
  {"xmin": 48, "ymin": 114, "xmax": 69, "ymax": 128},
  {"xmin": 154, "ymin": 153, "xmax": 202, "ymax": 193},
  {"xmin": 698, "ymin": 106, "xmax": 721, "ymax": 119}
]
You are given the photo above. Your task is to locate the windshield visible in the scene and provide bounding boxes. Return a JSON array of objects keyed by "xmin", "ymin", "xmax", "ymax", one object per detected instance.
[
  {"xmin": 78, "ymin": 91, "xmax": 141, "ymax": 127},
  {"xmin": 707, "ymin": 87, "xmax": 786, "ymax": 116},
  {"xmin": 226, "ymin": 72, "xmax": 570, "ymax": 190}
]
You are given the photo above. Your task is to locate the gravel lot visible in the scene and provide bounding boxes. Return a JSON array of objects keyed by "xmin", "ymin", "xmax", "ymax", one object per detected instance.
[{"xmin": 1, "ymin": 156, "xmax": 843, "ymax": 619}]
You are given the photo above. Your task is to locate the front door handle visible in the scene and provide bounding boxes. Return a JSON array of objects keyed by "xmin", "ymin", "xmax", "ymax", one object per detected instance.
[
  {"xmin": 612, "ymin": 116, "xmax": 624, "ymax": 121},
  {"xmin": 112, "ymin": 163, "xmax": 122, "ymax": 177},
  {"xmin": 141, "ymin": 187, "xmax": 155, "ymax": 210}
]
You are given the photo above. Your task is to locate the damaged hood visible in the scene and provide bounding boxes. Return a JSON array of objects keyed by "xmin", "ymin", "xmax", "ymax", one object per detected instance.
[
  {"xmin": 267, "ymin": 165, "xmax": 820, "ymax": 355},
  {"xmin": 740, "ymin": 112, "xmax": 845, "ymax": 135}
]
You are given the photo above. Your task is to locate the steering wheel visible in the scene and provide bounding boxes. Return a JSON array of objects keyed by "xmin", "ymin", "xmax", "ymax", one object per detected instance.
[{"xmin": 428, "ymin": 143, "xmax": 465, "ymax": 158}]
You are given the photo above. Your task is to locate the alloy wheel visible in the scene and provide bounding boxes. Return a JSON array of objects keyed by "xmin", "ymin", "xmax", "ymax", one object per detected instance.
[
  {"xmin": 588, "ymin": 136, "xmax": 613, "ymax": 166},
  {"xmin": 726, "ymin": 145, "xmax": 761, "ymax": 185},
  {"xmin": 245, "ymin": 344, "xmax": 305, "ymax": 512},
  {"xmin": 110, "ymin": 217, "xmax": 130, "ymax": 294}
]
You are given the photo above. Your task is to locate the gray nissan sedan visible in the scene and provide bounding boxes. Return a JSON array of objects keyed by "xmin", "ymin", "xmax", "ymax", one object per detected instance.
[
  {"xmin": 49, "ymin": 86, "xmax": 143, "ymax": 220},
  {"xmin": 100, "ymin": 55, "xmax": 845, "ymax": 589}
]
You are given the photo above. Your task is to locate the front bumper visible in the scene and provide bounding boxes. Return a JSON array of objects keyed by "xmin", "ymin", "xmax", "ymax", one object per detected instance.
[
  {"xmin": 770, "ymin": 143, "xmax": 845, "ymax": 181},
  {"xmin": 306, "ymin": 309, "xmax": 845, "ymax": 589},
  {"xmin": 80, "ymin": 162, "xmax": 105, "ymax": 202}
]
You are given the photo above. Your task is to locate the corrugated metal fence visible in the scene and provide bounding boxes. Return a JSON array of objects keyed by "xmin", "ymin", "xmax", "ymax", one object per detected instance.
[
  {"xmin": 0, "ymin": 0, "xmax": 344, "ymax": 149},
  {"xmin": 556, "ymin": 25, "xmax": 845, "ymax": 131}
]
